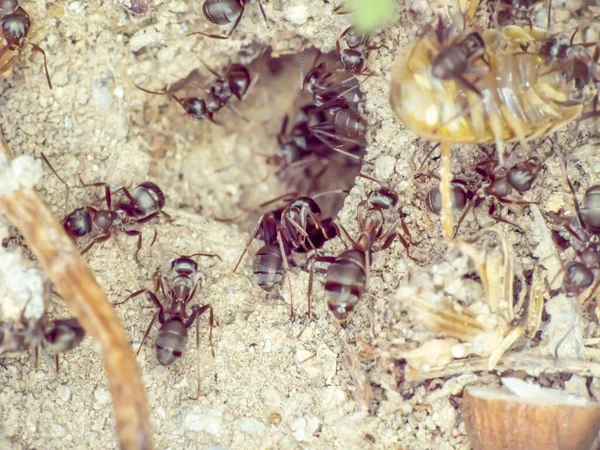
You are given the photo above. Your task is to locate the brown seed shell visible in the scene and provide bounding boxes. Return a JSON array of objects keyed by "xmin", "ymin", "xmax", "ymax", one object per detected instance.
[{"xmin": 464, "ymin": 384, "xmax": 600, "ymax": 450}]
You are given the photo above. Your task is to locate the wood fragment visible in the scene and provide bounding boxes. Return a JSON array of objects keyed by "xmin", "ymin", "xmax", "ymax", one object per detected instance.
[
  {"xmin": 439, "ymin": 142, "xmax": 454, "ymax": 239},
  {"xmin": 0, "ymin": 138, "xmax": 153, "ymax": 450}
]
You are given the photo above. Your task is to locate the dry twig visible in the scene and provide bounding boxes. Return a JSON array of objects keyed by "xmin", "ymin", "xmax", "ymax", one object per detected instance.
[{"xmin": 0, "ymin": 138, "xmax": 153, "ymax": 450}]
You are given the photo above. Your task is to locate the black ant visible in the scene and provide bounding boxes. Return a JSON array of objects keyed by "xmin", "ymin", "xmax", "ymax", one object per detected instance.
[
  {"xmin": 0, "ymin": 0, "xmax": 52, "ymax": 88},
  {"xmin": 115, "ymin": 254, "xmax": 218, "ymax": 366},
  {"xmin": 546, "ymin": 147, "xmax": 600, "ymax": 300},
  {"xmin": 266, "ymin": 104, "xmax": 331, "ymax": 184},
  {"xmin": 424, "ymin": 155, "xmax": 542, "ymax": 237},
  {"xmin": 233, "ymin": 191, "xmax": 345, "ymax": 317},
  {"xmin": 308, "ymin": 187, "xmax": 413, "ymax": 321},
  {"xmin": 197, "ymin": 0, "xmax": 267, "ymax": 39},
  {"xmin": 136, "ymin": 62, "xmax": 252, "ymax": 124},
  {"xmin": 0, "ymin": 315, "xmax": 85, "ymax": 373},
  {"xmin": 336, "ymin": 26, "xmax": 386, "ymax": 76},
  {"xmin": 42, "ymin": 154, "xmax": 169, "ymax": 261},
  {"xmin": 430, "ymin": 20, "xmax": 490, "ymax": 98}
]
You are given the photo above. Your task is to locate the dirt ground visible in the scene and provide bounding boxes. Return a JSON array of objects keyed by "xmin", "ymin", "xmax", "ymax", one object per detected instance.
[{"xmin": 1, "ymin": 0, "xmax": 600, "ymax": 449}]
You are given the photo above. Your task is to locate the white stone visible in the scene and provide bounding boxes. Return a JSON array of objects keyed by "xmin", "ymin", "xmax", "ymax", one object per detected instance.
[
  {"xmin": 93, "ymin": 387, "xmax": 110, "ymax": 405},
  {"xmin": 234, "ymin": 418, "xmax": 266, "ymax": 436},
  {"xmin": 56, "ymin": 385, "xmax": 71, "ymax": 402},
  {"xmin": 374, "ymin": 155, "xmax": 396, "ymax": 180},
  {"xmin": 181, "ymin": 405, "xmax": 223, "ymax": 436},
  {"xmin": 169, "ymin": 1, "xmax": 188, "ymax": 13},
  {"xmin": 284, "ymin": 4, "xmax": 309, "ymax": 25},
  {"xmin": 130, "ymin": 27, "xmax": 163, "ymax": 52}
]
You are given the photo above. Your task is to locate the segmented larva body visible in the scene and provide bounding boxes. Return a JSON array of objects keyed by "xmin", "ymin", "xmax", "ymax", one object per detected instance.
[{"xmin": 389, "ymin": 26, "xmax": 584, "ymax": 145}]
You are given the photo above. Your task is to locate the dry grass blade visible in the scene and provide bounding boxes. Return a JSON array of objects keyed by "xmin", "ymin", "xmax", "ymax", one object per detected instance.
[{"xmin": 0, "ymin": 138, "xmax": 153, "ymax": 450}]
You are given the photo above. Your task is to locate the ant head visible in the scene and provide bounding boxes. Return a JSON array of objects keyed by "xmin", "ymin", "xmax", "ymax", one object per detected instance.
[
  {"xmin": 344, "ymin": 26, "xmax": 366, "ymax": 49},
  {"xmin": 368, "ymin": 188, "xmax": 398, "ymax": 210},
  {"xmin": 171, "ymin": 256, "xmax": 198, "ymax": 276},
  {"xmin": 507, "ymin": 157, "xmax": 542, "ymax": 193},
  {"xmin": 1, "ymin": 7, "xmax": 29, "ymax": 48},
  {"xmin": 463, "ymin": 32, "xmax": 485, "ymax": 57},
  {"xmin": 63, "ymin": 208, "xmax": 93, "ymax": 238},
  {"xmin": 341, "ymin": 49, "xmax": 365, "ymax": 75},
  {"xmin": 540, "ymin": 34, "xmax": 570, "ymax": 60}
]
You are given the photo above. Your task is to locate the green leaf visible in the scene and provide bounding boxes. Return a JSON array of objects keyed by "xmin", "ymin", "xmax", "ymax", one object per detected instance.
[{"xmin": 344, "ymin": 0, "xmax": 396, "ymax": 34}]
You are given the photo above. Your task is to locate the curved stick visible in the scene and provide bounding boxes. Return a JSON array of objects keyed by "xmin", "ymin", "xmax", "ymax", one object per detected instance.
[{"xmin": 0, "ymin": 138, "xmax": 153, "ymax": 449}]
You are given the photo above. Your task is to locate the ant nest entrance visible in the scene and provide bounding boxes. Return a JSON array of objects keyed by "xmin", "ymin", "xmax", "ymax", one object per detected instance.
[
  {"xmin": 138, "ymin": 46, "xmax": 366, "ymax": 234},
  {"xmin": 232, "ymin": 48, "xmax": 366, "ymax": 231}
]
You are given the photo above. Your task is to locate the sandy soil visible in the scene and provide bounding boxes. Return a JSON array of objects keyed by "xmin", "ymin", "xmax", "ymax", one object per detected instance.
[{"xmin": 1, "ymin": 0, "xmax": 600, "ymax": 449}]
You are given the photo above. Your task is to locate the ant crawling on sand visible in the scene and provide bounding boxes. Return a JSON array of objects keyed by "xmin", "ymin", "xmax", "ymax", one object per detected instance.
[
  {"xmin": 136, "ymin": 62, "xmax": 253, "ymax": 124},
  {"xmin": 42, "ymin": 154, "xmax": 169, "ymax": 261},
  {"xmin": 423, "ymin": 153, "xmax": 542, "ymax": 237},
  {"xmin": 0, "ymin": 0, "xmax": 52, "ymax": 88},
  {"xmin": 233, "ymin": 190, "xmax": 347, "ymax": 317},
  {"xmin": 307, "ymin": 186, "xmax": 414, "ymax": 322},
  {"xmin": 115, "ymin": 253, "xmax": 219, "ymax": 366},
  {"xmin": 545, "ymin": 146, "xmax": 600, "ymax": 302},
  {"xmin": 196, "ymin": 0, "xmax": 268, "ymax": 39},
  {"xmin": 0, "ymin": 314, "xmax": 85, "ymax": 373}
]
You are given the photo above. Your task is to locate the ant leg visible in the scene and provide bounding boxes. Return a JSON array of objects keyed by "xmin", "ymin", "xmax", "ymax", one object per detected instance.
[
  {"xmin": 150, "ymin": 230, "xmax": 158, "ymax": 247},
  {"xmin": 284, "ymin": 216, "xmax": 319, "ymax": 250},
  {"xmin": 185, "ymin": 278, "xmax": 203, "ymax": 307},
  {"xmin": 124, "ymin": 229, "xmax": 143, "ymax": 262},
  {"xmin": 135, "ymin": 211, "xmax": 159, "ymax": 224},
  {"xmin": 377, "ymin": 218, "xmax": 416, "ymax": 261},
  {"xmin": 80, "ymin": 233, "xmax": 112, "ymax": 256},
  {"xmin": 225, "ymin": 103, "xmax": 249, "ymax": 122},
  {"xmin": 335, "ymin": 221, "xmax": 357, "ymax": 247},
  {"xmin": 40, "ymin": 153, "xmax": 70, "ymax": 216},
  {"xmin": 452, "ymin": 198, "xmax": 475, "ymax": 239},
  {"xmin": 582, "ymin": 277, "xmax": 600, "ymax": 310},
  {"xmin": 187, "ymin": 304, "xmax": 214, "ymax": 348},
  {"xmin": 113, "ymin": 288, "xmax": 162, "ymax": 308},
  {"xmin": 227, "ymin": 7, "xmax": 247, "ymax": 37},
  {"xmin": 277, "ymin": 231, "xmax": 295, "ymax": 318},
  {"xmin": 454, "ymin": 74, "xmax": 483, "ymax": 98},
  {"xmin": 190, "ymin": 252, "xmax": 222, "ymax": 262},
  {"xmin": 257, "ymin": 0, "xmax": 268, "ymax": 25},
  {"xmin": 306, "ymin": 255, "xmax": 336, "ymax": 320},
  {"xmin": 555, "ymin": 141, "xmax": 587, "ymax": 231},
  {"xmin": 135, "ymin": 84, "xmax": 169, "ymax": 96},
  {"xmin": 136, "ymin": 311, "xmax": 159, "ymax": 357},
  {"xmin": 27, "ymin": 41, "xmax": 53, "ymax": 89},
  {"xmin": 233, "ymin": 214, "xmax": 266, "ymax": 272}
]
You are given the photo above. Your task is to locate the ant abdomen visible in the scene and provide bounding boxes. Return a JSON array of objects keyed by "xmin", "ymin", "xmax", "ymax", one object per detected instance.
[
  {"xmin": 324, "ymin": 249, "xmax": 366, "ymax": 320},
  {"xmin": 564, "ymin": 262, "xmax": 594, "ymax": 295},
  {"xmin": 253, "ymin": 244, "xmax": 284, "ymax": 290},
  {"xmin": 63, "ymin": 208, "xmax": 93, "ymax": 238},
  {"xmin": 155, "ymin": 318, "xmax": 188, "ymax": 365},
  {"xmin": 581, "ymin": 185, "xmax": 600, "ymax": 231}
]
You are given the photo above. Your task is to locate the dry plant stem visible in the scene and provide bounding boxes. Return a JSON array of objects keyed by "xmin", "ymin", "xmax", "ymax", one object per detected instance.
[
  {"xmin": 439, "ymin": 142, "xmax": 454, "ymax": 239},
  {"xmin": 0, "ymin": 142, "xmax": 153, "ymax": 450},
  {"xmin": 413, "ymin": 352, "xmax": 600, "ymax": 380}
]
